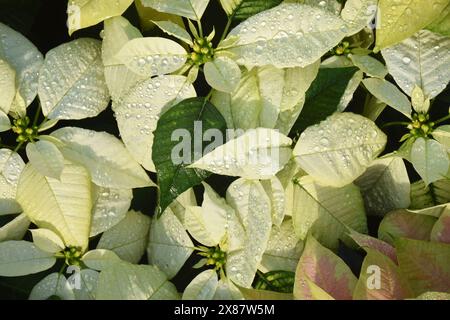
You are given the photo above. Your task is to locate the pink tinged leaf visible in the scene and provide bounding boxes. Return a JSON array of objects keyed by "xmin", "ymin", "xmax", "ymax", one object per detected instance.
[
  {"xmin": 294, "ymin": 235, "xmax": 357, "ymax": 300},
  {"xmin": 353, "ymin": 249, "xmax": 413, "ymax": 300},
  {"xmin": 349, "ymin": 231, "xmax": 397, "ymax": 264},
  {"xmin": 378, "ymin": 210, "xmax": 437, "ymax": 245},
  {"xmin": 431, "ymin": 207, "xmax": 450, "ymax": 244},
  {"xmin": 396, "ymin": 238, "xmax": 450, "ymax": 295}
]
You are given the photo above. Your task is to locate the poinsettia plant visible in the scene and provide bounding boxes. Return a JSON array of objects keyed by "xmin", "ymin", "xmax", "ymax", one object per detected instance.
[{"xmin": 0, "ymin": 0, "xmax": 449, "ymax": 300}]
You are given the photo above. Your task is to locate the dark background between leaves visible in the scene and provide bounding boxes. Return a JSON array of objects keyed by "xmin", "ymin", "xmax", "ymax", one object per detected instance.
[{"xmin": 0, "ymin": 0, "xmax": 449, "ymax": 299}]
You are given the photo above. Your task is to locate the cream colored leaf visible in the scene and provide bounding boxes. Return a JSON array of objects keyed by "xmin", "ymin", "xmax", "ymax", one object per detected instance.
[
  {"xmin": 204, "ymin": 56, "xmax": 241, "ymax": 93},
  {"xmin": 0, "ymin": 149, "xmax": 25, "ymax": 215},
  {"xmin": 116, "ymin": 37, "xmax": 187, "ymax": 77},
  {"xmin": 16, "ymin": 162, "xmax": 92, "ymax": 250},
  {"xmin": 38, "ymin": 38, "xmax": 110, "ymax": 120},
  {"xmin": 113, "ymin": 75, "xmax": 196, "ymax": 172},
  {"xmin": 147, "ymin": 208, "xmax": 194, "ymax": 279},
  {"xmin": 381, "ymin": 30, "xmax": 450, "ymax": 98},
  {"xmin": 51, "ymin": 127, "xmax": 152, "ymax": 189},
  {"xmin": 294, "ymin": 112, "xmax": 387, "ymax": 187},
  {"xmin": 26, "ymin": 140, "xmax": 64, "ymax": 180},
  {"xmin": 190, "ymin": 128, "xmax": 292, "ymax": 179},
  {"xmin": 67, "ymin": 0, "xmax": 134, "ymax": 35},
  {"xmin": 141, "ymin": 0, "xmax": 210, "ymax": 20},
  {"xmin": 225, "ymin": 4, "xmax": 348, "ymax": 68},
  {"xmin": 0, "ymin": 240, "xmax": 56, "ymax": 277},
  {"xmin": 31, "ymin": 228, "xmax": 65, "ymax": 254},
  {"xmin": 97, "ymin": 210, "xmax": 150, "ymax": 263}
]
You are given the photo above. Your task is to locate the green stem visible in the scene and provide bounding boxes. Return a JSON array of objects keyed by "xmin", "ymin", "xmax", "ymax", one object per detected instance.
[
  {"xmin": 434, "ymin": 113, "xmax": 450, "ymax": 125},
  {"xmin": 13, "ymin": 142, "xmax": 24, "ymax": 153},
  {"xmin": 197, "ymin": 20, "xmax": 203, "ymax": 38},
  {"xmin": 381, "ymin": 121, "xmax": 410, "ymax": 129},
  {"xmin": 219, "ymin": 17, "xmax": 232, "ymax": 43},
  {"xmin": 32, "ymin": 103, "xmax": 42, "ymax": 127}
]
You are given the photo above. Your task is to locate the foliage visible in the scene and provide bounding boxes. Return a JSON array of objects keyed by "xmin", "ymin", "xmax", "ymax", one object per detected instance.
[{"xmin": 0, "ymin": 0, "xmax": 449, "ymax": 300}]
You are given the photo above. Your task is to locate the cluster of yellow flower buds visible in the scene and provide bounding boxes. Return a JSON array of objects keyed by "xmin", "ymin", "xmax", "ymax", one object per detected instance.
[
  {"xmin": 11, "ymin": 116, "xmax": 38, "ymax": 143},
  {"xmin": 189, "ymin": 38, "xmax": 214, "ymax": 65},
  {"xmin": 408, "ymin": 113, "xmax": 434, "ymax": 137},
  {"xmin": 197, "ymin": 245, "xmax": 226, "ymax": 271}
]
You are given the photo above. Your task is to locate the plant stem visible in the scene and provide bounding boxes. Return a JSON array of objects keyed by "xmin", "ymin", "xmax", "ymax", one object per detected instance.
[
  {"xmin": 434, "ymin": 113, "xmax": 450, "ymax": 125},
  {"xmin": 13, "ymin": 142, "xmax": 24, "ymax": 153},
  {"xmin": 32, "ymin": 102, "xmax": 42, "ymax": 127},
  {"xmin": 197, "ymin": 20, "xmax": 203, "ymax": 38},
  {"xmin": 219, "ymin": 17, "xmax": 232, "ymax": 43},
  {"xmin": 381, "ymin": 121, "xmax": 410, "ymax": 129}
]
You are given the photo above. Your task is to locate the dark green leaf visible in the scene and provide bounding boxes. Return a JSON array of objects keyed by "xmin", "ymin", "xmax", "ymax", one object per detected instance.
[
  {"xmin": 254, "ymin": 270, "xmax": 295, "ymax": 293},
  {"xmin": 230, "ymin": 0, "xmax": 283, "ymax": 22},
  {"xmin": 152, "ymin": 97, "xmax": 227, "ymax": 215},
  {"xmin": 290, "ymin": 67, "xmax": 359, "ymax": 136}
]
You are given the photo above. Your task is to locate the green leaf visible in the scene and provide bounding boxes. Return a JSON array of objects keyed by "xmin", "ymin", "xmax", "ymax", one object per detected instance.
[
  {"xmin": 116, "ymin": 37, "xmax": 187, "ymax": 77},
  {"xmin": 0, "ymin": 22, "xmax": 43, "ymax": 116},
  {"xmin": 97, "ymin": 210, "xmax": 150, "ymax": 263},
  {"xmin": 362, "ymin": 78, "xmax": 412, "ymax": 118},
  {"xmin": 51, "ymin": 127, "xmax": 152, "ymax": 189},
  {"xmin": 378, "ymin": 210, "xmax": 437, "ymax": 245},
  {"xmin": 81, "ymin": 249, "xmax": 121, "ymax": 271},
  {"xmin": 294, "ymin": 235, "xmax": 357, "ymax": 300},
  {"xmin": 375, "ymin": 0, "xmax": 449, "ymax": 50},
  {"xmin": 152, "ymin": 97, "xmax": 227, "ymax": 213},
  {"xmin": 411, "ymin": 138, "xmax": 449, "ymax": 185},
  {"xmin": 259, "ymin": 219, "xmax": 304, "ymax": 273},
  {"xmin": 38, "ymin": 38, "xmax": 110, "ymax": 120},
  {"xmin": 141, "ymin": 0, "xmax": 210, "ymax": 20},
  {"xmin": 293, "ymin": 112, "xmax": 387, "ymax": 187},
  {"xmin": 30, "ymin": 229, "xmax": 65, "ymax": 254},
  {"xmin": 147, "ymin": 208, "xmax": 193, "ymax": 279},
  {"xmin": 219, "ymin": 0, "xmax": 283, "ymax": 21},
  {"xmin": 290, "ymin": 67, "xmax": 359, "ymax": 134},
  {"xmin": 95, "ymin": 260, "xmax": 179, "ymax": 299},
  {"xmin": 225, "ymin": 178, "xmax": 272, "ymax": 287},
  {"xmin": 26, "ymin": 140, "xmax": 64, "ymax": 180},
  {"xmin": 353, "ymin": 249, "xmax": 413, "ymax": 300},
  {"xmin": 182, "ymin": 269, "xmax": 218, "ymax": 300},
  {"xmin": 189, "ymin": 128, "xmax": 292, "ymax": 179},
  {"xmin": 292, "ymin": 175, "xmax": 367, "ymax": 249},
  {"xmin": 0, "ymin": 213, "xmax": 30, "ymax": 242},
  {"xmin": 224, "ymin": 4, "xmax": 348, "ymax": 68},
  {"xmin": 66, "ymin": 0, "xmax": 134, "ymax": 35},
  {"xmin": 29, "ymin": 273, "xmax": 75, "ymax": 300},
  {"xmin": 410, "ymin": 179, "xmax": 450, "ymax": 209},
  {"xmin": 396, "ymin": 238, "xmax": 450, "ymax": 295},
  {"xmin": 0, "ymin": 240, "xmax": 56, "ymax": 277},
  {"xmin": 204, "ymin": 56, "xmax": 241, "ymax": 93},
  {"xmin": 0, "ymin": 59, "xmax": 15, "ymax": 114},
  {"xmin": 0, "ymin": 149, "xmax": 25, "ymax": 215},
  {"xmin": 354, "ymin": 156, "xmax": 410, "ymax": 216},
  {"xmin": 381, "ymin": 30, "xmax": 450, "ymax": 98},
  {"xmin": 239, "ymin": 286, "xmax": 293, "ymax": 300},
  {"xmin": 349, "ymin": 54, "xmax": 388, "ymax": 79},
  {"xmin": 16, "ymin": 162, "xmax": 92, "ymax": 250},
  {"xmin": 254, "ymin": 270, "xmax": 295, "ymax": 293},
  {"xmin": 90, "ymin": 185, "xmax": 133, "ymax": 237},
  {"xmin": 113, "ymin": 75, "xmax": 196, "ymax": 172}
]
